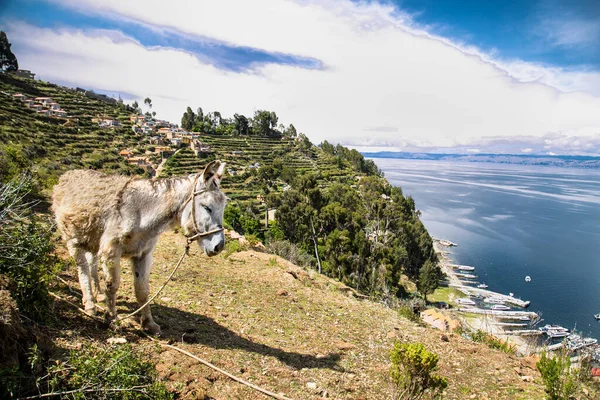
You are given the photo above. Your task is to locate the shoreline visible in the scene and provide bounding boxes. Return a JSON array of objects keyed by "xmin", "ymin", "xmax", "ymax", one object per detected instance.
[{"xmin": 434, "ymin": 240, "xmax": 539, "ymax": 355}]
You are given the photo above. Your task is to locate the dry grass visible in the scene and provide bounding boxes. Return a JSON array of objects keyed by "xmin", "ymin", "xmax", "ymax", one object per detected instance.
[{"xmin": 50, "ymin": 231, "xmax": 546, "ymax": 399}]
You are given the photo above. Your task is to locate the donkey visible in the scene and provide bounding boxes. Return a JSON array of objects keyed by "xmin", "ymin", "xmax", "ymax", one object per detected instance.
[{"xmin": 52, "ymin": 160, "xmax": 227, "ymax": 334}]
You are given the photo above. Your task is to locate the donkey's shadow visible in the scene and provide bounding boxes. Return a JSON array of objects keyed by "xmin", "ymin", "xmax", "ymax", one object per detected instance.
[{"xmin": 125, "ymin": 302, "xmax": 343, "ymax": 372}]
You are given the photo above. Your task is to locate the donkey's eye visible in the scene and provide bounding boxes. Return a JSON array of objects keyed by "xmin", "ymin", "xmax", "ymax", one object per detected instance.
[{"xmin": 203, "ymin": 205, "xmax": 212, "ymax": 213}]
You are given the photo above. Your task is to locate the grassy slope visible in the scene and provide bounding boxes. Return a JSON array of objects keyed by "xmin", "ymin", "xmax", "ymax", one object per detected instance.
[{"xmin": 52, "ymin": 232, "xmax": 544, "ymax": 399}]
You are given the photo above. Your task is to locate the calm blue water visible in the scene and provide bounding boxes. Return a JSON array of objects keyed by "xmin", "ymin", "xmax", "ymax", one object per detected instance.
[{"xmin": 373, "ymin": 158, "xmax": 600, "ymax": 340}]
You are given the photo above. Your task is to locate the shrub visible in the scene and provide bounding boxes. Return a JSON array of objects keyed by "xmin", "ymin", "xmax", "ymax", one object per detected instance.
[
  {"xmin": 398, "ymin": 304, "xmax": 420, "ymax": 323},
  {"xmin": 0, "ymin": 175, "xmax": 59, "ymax": 321},
  {"xmin": 537, "ymin": 350, "xmax": 577, "ymax": 400},
  {"xmin": 44, "ymin": 343, "xmax": 172, "ymax": 399},
  {"xmin": 266, "ymin": 240, "xmax": 315, "ymax": 268},
  {"xmin": 222, "ymin": 240, "xmax": 245, "ymax": 258},
  {"xmin": 470, "ymin": 330, "xmax": 516, "ymax": 354},
  {"xmin": 390, "ymin": 342, "xmax": 447, "ymax": 400}
]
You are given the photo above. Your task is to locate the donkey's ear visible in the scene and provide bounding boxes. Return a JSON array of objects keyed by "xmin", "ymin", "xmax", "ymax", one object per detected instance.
[{"xmin": 203, "ymin": 160, "xmax": 226, "ymax": 187}]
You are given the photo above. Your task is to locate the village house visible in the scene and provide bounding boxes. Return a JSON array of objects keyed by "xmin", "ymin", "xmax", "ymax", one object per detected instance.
[
  {"xmin": 12, "ymin": 93, "xmax": 27, "ymax": 101},
  {"xmin": 168, "ymin": 137, "xmax": 183, "ymax": 147},
  {"xmin": 157, "ymin": 127, "xmax": 171, "ymax": 135},
  {"xmin": 420, "ymin": 309, "xmax": 460, "ymax": 332},
  {"xmin": 100, "ymin": 119, "xmax": 120, "ymax": 128},
  {"xmin": 119, "ymin": 149, "xmax": 134, "ymax": 158},
  {"xmin": 190, "ymin": 139, "xmax": 211, "ymax": 156},
  {"xmin": 127, "ymin": 156, "xmax": 150, "ymax": 167},
  {"xmin": 34, "ymin": 97, "xmax": 53, "ymax": 106}
]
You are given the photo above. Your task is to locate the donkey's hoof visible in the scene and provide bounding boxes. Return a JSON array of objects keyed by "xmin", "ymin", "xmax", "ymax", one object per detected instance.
[
  {"xmin": 84, "ymin": 303, "xmax": 97, "ymax": 316},
  {"xmin": 142, "ymin": 320, "xmax": 161, "ymax": 336}
]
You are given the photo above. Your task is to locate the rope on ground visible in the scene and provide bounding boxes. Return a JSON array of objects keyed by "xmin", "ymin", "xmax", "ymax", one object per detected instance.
[
  {"xmin": 49, "ymin": 244, "xmax": 296, "ymax": 400},
  {"xmin": 114, "ymin": 242, "xmax": 190, "ymax": 323},
  {"xmin": 142, "ymin": 332, "xmax": 295, "ymax": 400}
]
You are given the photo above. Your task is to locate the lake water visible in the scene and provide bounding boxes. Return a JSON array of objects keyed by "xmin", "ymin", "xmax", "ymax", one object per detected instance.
[{"xmin": 372, "ymin": 158, "xmax": 600, "ymax": 340}]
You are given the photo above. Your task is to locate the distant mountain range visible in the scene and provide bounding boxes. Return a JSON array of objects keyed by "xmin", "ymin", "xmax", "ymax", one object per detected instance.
[{"xmin": 361, "ymin": 152, "xmax": 600, "ymax": 169}]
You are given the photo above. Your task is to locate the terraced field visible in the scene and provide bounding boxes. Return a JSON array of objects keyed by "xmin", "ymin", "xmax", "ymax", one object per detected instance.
[
  {"xmin": 0, "ymin": 74, "xmax": 141, "ymax": 180},
  {"xmin": 159, "ymin": 133, "xmax": 361, "ymax": 209}
]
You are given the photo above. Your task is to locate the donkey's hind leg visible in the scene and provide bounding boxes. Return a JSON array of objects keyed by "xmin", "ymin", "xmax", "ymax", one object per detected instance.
[
  {"xmin": 85, "ymin": 252, "xmax": 105, "ymax": 303},
  {"xmin": 67, "ymin": 240, "xmax": 96, "ymax": 315},
  {"xmin": 100, "ymin": 247, "xmax": 121, "ymax": 321},
  {"xmin": 131, "ymin": 252, "xmax": 161, "ymax": 335}
]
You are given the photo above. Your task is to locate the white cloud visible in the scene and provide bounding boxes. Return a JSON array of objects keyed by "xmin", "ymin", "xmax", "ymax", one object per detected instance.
[{"xmin": 6, "ymin": 0, "xmax": 600, "ymax": 154}]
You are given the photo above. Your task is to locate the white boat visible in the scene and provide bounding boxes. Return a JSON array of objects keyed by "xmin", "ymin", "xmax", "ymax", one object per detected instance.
[
  {"xmin": 539, "ymin": 324, "xmax": 570, "ymax": 333},
  {"xmin": 583, "ymin": 338, "xmax": 598, "ymax": 347},
  {"xmin": 547, "ymin": 330, "xmax": 570, "ymax": 338},
  {"xmin": 451, "ymin": 264, "xmax": 475, "ymax": 271},
  {"xmin": 491, "ymin": 304, "xmax": 511, "ymax": 311},
  {"xmin": 456, "ymin": 298, "xmax": 476, "ymax": 306},
  {"xmin": 525, "ymin": 276, "xmax": 531, "ymax": 282},
  {"xmin": 484, "ymin": 297, "xmax": 506, "ymax": 304},
  {"xmin": 477, "ymin": 283, "xmax": 488, "ymax": 289}
]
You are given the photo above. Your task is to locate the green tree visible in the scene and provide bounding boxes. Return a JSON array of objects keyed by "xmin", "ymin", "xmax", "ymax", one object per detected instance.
[
  {"xmin": 233, "ymin": 113, "xmax": 249, "ymax": 135},
  {"xmin": 0, "ymin": 31, "xmax": 18, "ymax": 72},
  {"xmin": 252, "ymin": 110, "xmax": 279, "ymax": 136},
  {"xmin": 181, "ymin": 106, "xmax": 196, "ymax": 131},
  {"xmin": 417, "ymin": 260, "xmax": 443, "ymax": 302},
  {"xmin": 144, "ymin": 97, "xmax": 152, "ymax": 109}
]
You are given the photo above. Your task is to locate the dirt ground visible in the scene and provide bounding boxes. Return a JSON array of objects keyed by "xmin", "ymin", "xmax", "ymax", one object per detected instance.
[{"xmin": 48, "ymin": 231, "xmax": 547, "ymax": 399}]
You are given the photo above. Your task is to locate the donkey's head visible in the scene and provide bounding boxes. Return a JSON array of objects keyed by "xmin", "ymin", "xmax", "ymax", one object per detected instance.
[{"xmin": 182, "ymin": 160, "xmax": 227, "ymax": 256}]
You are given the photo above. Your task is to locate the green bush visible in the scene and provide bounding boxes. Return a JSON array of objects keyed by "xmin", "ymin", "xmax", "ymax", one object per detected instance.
[
  {"xmin": 537, "ymin": 350, "xmax": 577, "ymax": 400},
  {"xmin": 0, "ymin": 175, "xmax": 59, "ymax": 321},
  {"xmin": 397, "ymin": 304, "xmax": 420, "ymax": 323},
  {"xmin": 470, "ymin": 330, "xmax": 516, "ymax": 354},
  {"xmin": 44, "ymin": 343, "xmax": 172, "ymax": 399},
  {"xmin": 266, "ymin": 240, "xmax": 315, "ymax": 268},
  {"xmin": 390, "ymin": 342, "xmax": 447, "ymax": 400}
]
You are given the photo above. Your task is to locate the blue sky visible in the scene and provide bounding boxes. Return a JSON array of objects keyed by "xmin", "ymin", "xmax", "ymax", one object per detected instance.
[
  {"xmin": 2, "ymin": 0, "xmax": 600, "ymax": 154},
  {"xmin": 396, "ymin": 0, "xmax": 600, "ymax": 68},
  {"xmin": 3, "ymin": 0, "xmax": 599, "ymax": 72}
]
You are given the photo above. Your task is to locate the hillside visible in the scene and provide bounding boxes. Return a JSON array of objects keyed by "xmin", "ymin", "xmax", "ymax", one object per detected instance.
[
  {"xmin": 0, "ymin": 74, "xmax": 550, "ymax": 399},
  {"xmin": 50, "ymin": 231, "xmax": 545, "ymax": 399},
  {"xmin": 0, "ymin": 74, "xmax": 145, "ymax": 185}
]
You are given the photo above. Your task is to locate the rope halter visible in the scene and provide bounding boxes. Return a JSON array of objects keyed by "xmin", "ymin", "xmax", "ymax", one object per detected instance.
[{"xmin": 183, "ymin": 173, "xmax": 224, "ymax": 247}]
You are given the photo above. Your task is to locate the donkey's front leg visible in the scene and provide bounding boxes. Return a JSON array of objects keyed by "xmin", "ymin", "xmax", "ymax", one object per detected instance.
[
  {"xmin": 100, "ymin": 247, "xmax": 121, "ymax": 321},
  {"xmin": 132, "ymin": 252, "xmax": 161, "ymax": 335},
  {"xmin": 67, "ymin": 241, "xmax": 96, "ymax": 315}
]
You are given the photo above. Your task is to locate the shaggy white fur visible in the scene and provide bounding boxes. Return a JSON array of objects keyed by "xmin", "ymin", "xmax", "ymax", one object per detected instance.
[{"xmin": 52, "ymin": 161, "xmax": 227, "ymax": 334}]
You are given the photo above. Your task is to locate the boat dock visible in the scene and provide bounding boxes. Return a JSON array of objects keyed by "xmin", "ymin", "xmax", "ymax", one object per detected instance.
[
  {"xmin": 456, "ymin": 307, "xmax": 539, "ymax": 320},
  {"xmin": 449, "ymin": 264, "xmax": 475, "ymax": 271},
  {"xmin": 436, "ymin": 239, "xmax": 457, "ymax": 247},
  {"xmin": 509, "ymin": 330, "xmax": 543, "ymax": 336},
  {"xmin": 491, "ymin": 322, "xmax": 529, "ymax": 328},
  {"xmin": 450, "ymin": 284, "xmax": 531, "ymax": 308},
  {"xmin": 537, "ymin": 343, "xmax": 564, "ymax": 353},
  {"xmin": 454, "ymin": 272, "xmax": 478, "ymax": 279}
]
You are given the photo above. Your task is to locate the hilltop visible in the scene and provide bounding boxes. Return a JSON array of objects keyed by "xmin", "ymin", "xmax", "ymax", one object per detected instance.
[{"xmin": 49, "ymin": 231, "xmax": 545, "ymax": 399}]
